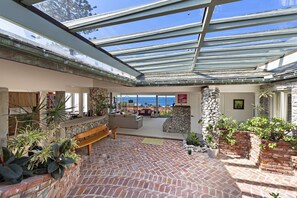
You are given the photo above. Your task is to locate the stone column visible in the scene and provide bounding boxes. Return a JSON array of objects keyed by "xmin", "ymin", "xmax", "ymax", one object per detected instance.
[
  {"xmin": 280, "ymin": 91, "xmax": 286, "ymax": 120},
  {"xmin": 254, "ymin": 91, "xmax": 260, "ymax": 117},
  {"xmin": 201, "ymin": 86, "xmax": 220, "ymax": 139},
  {"xmin": 291, "ymin": 86, "xmax": 297, "ymax": 125},
  {"xmin": 39, "ymin": 91, "xmax": 48, "ymax": 130},
  {"xmin": 71, "ymin": 93, "xmax": 75, "ymax": 113},
  {"xmin": 55, "ymin": 91, "xmax": 66, "ymax": 118},
  {"xmin": 259, "ymin": 85, "xmax": 272, "ymax": 118},
  {"xmin": 0, "ymin": 88, "xmax": 8, "ymax": 147}
]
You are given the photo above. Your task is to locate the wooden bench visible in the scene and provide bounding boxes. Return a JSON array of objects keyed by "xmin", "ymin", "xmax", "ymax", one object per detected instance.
[{"xmin": 74, "ymin": 125, "xmax": 118, "ymax": 155}]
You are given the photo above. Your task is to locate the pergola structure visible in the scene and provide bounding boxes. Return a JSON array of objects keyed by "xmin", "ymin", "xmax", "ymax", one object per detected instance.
[{"xmin": 1, "ymin": 0, "xmax": 297, "ymax": 85}]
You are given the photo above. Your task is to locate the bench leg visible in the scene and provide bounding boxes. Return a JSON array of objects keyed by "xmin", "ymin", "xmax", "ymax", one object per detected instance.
[
  {"xmin": 113, "ymin": 131, "xmax": 116, "ymax": 139},
  {"xmin": 88, "ymin": 144, "xmax": 92, "ymax": 155}
]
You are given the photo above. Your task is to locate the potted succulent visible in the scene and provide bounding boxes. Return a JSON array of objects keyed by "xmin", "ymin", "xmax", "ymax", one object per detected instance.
[{"xmin": 205, "ymin": 124, "xmax": 219, "ymax": 158}]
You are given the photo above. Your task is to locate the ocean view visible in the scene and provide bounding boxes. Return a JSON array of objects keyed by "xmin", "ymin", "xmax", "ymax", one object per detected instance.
[{"xmin": 117, "ymin": 96, "xmax": 175, "ymax": 107}]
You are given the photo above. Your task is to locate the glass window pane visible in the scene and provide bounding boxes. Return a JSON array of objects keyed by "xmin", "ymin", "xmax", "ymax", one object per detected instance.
[
  {"xmin": 74, "ymin": 93, "xmax": 79, "ymax": 113},
  {"xmin": 83, "ymin": 93, "xmax": 88, "ymax": 113}
]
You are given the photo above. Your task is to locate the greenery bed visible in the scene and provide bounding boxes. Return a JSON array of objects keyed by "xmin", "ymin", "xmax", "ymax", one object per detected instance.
[{"xmin": 2, "ymin": 96, "xmax": 79, "ymax": 184}]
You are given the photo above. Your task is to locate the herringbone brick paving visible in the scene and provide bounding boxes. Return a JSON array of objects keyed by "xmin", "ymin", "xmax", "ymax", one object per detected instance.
[{"xmin": 67, "ymin": 135, "xmax": 297, "ymax": 198}]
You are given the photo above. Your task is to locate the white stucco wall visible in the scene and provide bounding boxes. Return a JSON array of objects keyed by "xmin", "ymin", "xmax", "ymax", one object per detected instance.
[
  {"xmin": 0, "ymin": 59, "xmax": 93, "ymax": 92},
  {"xmin": 220, "ymin": 93, "xmax": 255, "ymax": 122}
]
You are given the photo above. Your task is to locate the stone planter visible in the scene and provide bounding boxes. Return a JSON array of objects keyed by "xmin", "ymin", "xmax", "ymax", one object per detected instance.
[
  {"xmin": 207, "ymin": 148, "xmax": 219, "ymax": 158},
  {"xmin": 219, "ymin": 131, "xmax": 251, "ymax": 158},
  {"xmin": 0, "ymin": 162, "xmax": 80, "ymax": 197},
  {"xmin": 250, "ymin": 134, "xmax": 297, "ymax": 175}
]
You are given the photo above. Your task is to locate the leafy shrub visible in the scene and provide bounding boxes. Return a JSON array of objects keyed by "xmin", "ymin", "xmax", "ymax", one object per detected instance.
[
  {"xmin": 186, "ymin": 132, "xmax": 201, "ymax": 146},
  {"xmin": 216, "ymin": 115, "xmax": 238, "ymax": 145},
  {"xmin": 0, "ymin": 147, "xmax": 32, "ymax": 184},
  {"xmin": 47, "ymin": 139, "xmax": 75, "ymax": 179},
  {"xmin": 8, "ymin": 126, "xmax": 46, "ymax": 158},
  {"xmin": 205, "ymin": 133, "xmax": 218, "ymax": 149},
  {"xmin": 243, "ymin": 117, "xmax": 297, "ymax": 149}
]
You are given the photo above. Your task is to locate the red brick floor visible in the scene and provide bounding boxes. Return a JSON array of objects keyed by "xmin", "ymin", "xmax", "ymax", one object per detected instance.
[{"xmin": 67, "ymin": 135, "xmax": 297, "ymax": 198}]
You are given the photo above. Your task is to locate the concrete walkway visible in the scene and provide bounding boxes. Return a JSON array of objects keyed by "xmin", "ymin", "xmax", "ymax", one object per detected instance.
[
  {"xmin": 117, "ymin": 117, "xmax": 184, "ymax": 140},
  {"xmin": 67, "ymin": 135, "xmax": 297, "ymax": 197}
]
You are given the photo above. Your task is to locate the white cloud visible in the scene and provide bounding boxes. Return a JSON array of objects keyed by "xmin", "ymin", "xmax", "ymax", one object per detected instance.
[{"xmin": 280, "ymin": 0, "xmax": 297, "ymax": 6}]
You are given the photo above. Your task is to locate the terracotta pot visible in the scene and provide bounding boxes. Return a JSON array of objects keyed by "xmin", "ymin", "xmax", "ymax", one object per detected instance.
[{"xmin": 97, "ymin": 111, "xmax": 105, "ymax": 116}]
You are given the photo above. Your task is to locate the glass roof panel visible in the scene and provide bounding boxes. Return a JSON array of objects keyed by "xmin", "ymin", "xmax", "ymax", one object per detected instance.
[
  {"xmin": 205, "ymin": 21, "xmax": 297, "ymax": 38},
  {"xmin": 34, "ymin": 0, "xmax": 158, "ymax": 22},
  {"xmin": 79, "ymin": 9, "xmax": 202, "ymax": 40},
  {"xmin": 103, "ymin": 35, "xmax": 198, "ymax": 52},
  {"xmin": 0, "ymin": 18, "xmax": 134, "ymax": 79},
  {"xmin": 213, "ymin": 0, "xmax": 297, "ymax": 19}
]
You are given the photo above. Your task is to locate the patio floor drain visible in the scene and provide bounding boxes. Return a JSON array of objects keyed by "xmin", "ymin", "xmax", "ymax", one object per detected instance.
[{"xmin": 142, "ymin": 138, "xmax": 164, "ymax": 145}]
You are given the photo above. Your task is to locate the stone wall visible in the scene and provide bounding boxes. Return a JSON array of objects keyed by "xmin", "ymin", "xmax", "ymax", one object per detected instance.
[
  {"xmin": 89, "ymin": 87, "xmax": 108, "ymax": 115},
  {"xmin": 219, "ymin": 131, "xmax": 251, "ymax": 158},
  {"xmin": 163, "ymin": 105, "xmax": 191, "ymax": 133},
  {"xmin": 201, "ymin": 87, "xmax": 220, "ymax": 139},
  {"xmin": 0, "ymin": 163, "xmax": 80, "ymax": 197},
  {"xmin": 63, "ymin": 116, "xmax": 108, "ymax": 137}
]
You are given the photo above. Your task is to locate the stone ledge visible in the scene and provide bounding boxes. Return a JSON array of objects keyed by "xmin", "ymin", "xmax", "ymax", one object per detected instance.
[{"xmin": 0, "ymin": 162, "xmax": 80, "ymax": 198}]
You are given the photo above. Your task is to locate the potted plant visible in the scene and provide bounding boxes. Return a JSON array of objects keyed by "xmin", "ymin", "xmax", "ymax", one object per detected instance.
[
  {"xmin": 216, "ymin": 115, "xmax": 238, "ymax": 145},
  {"xmin": 205, "ymin": 124, "xmax": 219, "ymax": 158}
]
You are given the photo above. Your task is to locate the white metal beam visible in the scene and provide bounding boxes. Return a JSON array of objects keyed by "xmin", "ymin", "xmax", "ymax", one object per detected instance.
[
  {"xmin": 192, "ymin": 0, "xmax": 216, "ymax": 70},
  {"xmin": 111, "ymin": 40, "xmax": 197, "ymax": 56},
  {"xmin": 1, "ymin": 0, "xmax": 141, "ymax": 76},
  {"xmin": 131, "ymin": 58, "xmax": 193, "ymax": 67},
  {"xmin": 196, "ymin": 60, "xmax": 264, "ymax": 65},
  {"xmin": 93, "ymin": 23, "xmax": 202, "ymax": 47},
  {"xmin": 121, "ymin": 51, "xmax": 194, "ymax": 63},
  {"xmin": 141, "ymin": 67, "xmax": 191, "ymax": 73},
  {"xmin": 21, "ymin": 0, "xmax": 45, "ymax": 6},
  {"xmin": 194, "ymin": 66, "xmax": 255, "ymax": 71},
  {"xmin": 258, "ymin": 51, "xmax": 297, "ymax": 71},
  {"xmin": 135, "ymin": 63, "xmax": 192, "ymax": 70},
  {"xmin": 197, "ymin": 52, "xmax": 282, "ymax": 60},
  {"xmin": 197, "ymin": 57, "xmax": 269, "ymax": 63}
]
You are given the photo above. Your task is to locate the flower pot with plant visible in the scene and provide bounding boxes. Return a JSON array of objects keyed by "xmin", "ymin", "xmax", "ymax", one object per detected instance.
[{"xmin": 205, "ymin": 124, "xmax": 219, "ymax": 158}]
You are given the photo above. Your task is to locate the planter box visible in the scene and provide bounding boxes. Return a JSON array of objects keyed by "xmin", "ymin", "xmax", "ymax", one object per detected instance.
[
  {"xmin": 220, "ymin": 132, "xmax": 297, "ymax": 175},
  {"xmin": 250, "ymin": 134, "xmax": 297, "ymax": 175},
  {"xmin": 219, "ymin": 131, "xmax": 251, "ymax": 158},
  {"xmin": 0, "ymin": 162, "xmax": 80, "ymax": 198}
]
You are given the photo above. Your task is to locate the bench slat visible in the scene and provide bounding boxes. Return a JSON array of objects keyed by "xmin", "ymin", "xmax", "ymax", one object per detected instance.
[
  {"xmin": 74, "ymin": 125, "xmax": 117, "ymax": 155},
  {"xmin": 77, "ymin": 130, "xmax": 109, "ymax": 148},
  {"xmin": 74, "ymin": 125, "xmax": 107, "ymax": 139}
]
